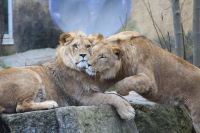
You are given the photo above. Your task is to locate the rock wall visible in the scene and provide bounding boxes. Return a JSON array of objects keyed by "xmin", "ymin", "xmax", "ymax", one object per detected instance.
[
  {"xmin": 12, "ymin": 0, "xmax": 62, "ymax": 53},
  {"xmin": 0, "ymin": 104, "xmax": 192, "ymax": 133}
]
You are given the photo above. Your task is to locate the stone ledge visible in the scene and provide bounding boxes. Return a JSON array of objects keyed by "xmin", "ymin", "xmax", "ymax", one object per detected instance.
[
  {"xmin": 133, "ymin": 103, "xmax": 192, "ymax": 133},
  {"xmin": 0, "ymin": 105, "xmax": 138, "ymax": 133},
  {"xmin": 0, "ymin": 48, "xmax": 56, "ymax": 67},
  {"xmin": 0, "ymin": 104, "xmax": 192, "ymax": 133}
]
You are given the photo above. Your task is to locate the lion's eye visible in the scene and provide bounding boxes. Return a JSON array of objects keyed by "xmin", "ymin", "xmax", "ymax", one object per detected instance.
[
  {"xmin": 73, "ymin": 44, "xmax": 78, "ymax": 48},
  {"xmin": 115, "ymin": 52, "xmax": 120, "ymax": 56},
  {"xmin": 86, "ymin": 45, "xmax": 90, "ymax": 48}
]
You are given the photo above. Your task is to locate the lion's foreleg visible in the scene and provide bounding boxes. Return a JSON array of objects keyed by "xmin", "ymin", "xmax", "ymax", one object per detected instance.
[
  {"xmin": 80, "ymin": 93, "xmax": 135, "ymax": 120},
  {"xmin": 115, "ymin": 63, "xmax": 157, "ymax": 96},
  {"xmin": 16, "ymin": 101, "xmax": 58, "ymax": 113},
  {"xmin": 115, "ymin": 73, "xmax": 157, "ymax": 96}
]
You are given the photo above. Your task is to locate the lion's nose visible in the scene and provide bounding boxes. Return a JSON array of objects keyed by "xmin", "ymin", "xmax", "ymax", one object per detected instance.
[
  {"xmin": 79, "ymin": 54, "xmax": 86, "ymax": 58},
  {"xmin": 88, "ymin": 63, "xmax": 92, "ymax": 67}
]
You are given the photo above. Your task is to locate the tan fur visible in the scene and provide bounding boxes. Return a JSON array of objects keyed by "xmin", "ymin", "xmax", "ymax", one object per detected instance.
[
  {"xmin": 88, "ymin": 33, "xmax": 105, "ymax": 46},
  {"xmin": 0, "ymin": 31, "xmax": 135, "ymax": 120},
  {"xmin": 87, "ymin": 31, "xmax": 200, "ymax": 132}
]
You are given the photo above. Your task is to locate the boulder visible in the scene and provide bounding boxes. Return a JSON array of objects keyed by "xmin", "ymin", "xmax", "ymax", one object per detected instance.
[
  {"xmin": 0, "ymin": 48, "xmax": 56, "ymax": 67},
  {"xmin": 0, "ymin": 104, "xmax": 192, "ymax": 133},
  {"xmin": 133, "ymin": 104, "xmax": 192, "ymax": 133},
  {"xmin": 0, "ymin": 105, "xmax": 138, "ymax": 133},
  {"xmin": 115, "ymin": 91, "xmax": 193, "ymax": 133}
]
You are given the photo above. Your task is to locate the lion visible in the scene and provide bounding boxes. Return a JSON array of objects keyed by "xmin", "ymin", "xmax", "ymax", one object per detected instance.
[
  {"xmin": 86, "ymin": 31, "xmax": 200, "ymax": 132},
  {"xmin": 0, "ymin": 31, "xmax": 135, "ymax": 120}
]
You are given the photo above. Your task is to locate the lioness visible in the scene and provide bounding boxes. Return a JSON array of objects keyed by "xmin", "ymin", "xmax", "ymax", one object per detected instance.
[
  {"xmin": 0, "ymin": 31, "xmax": 135, "ymax": 120},
  {"xmin": 86, "ymin": 31, "xmax": 200, "ymax": 132}
]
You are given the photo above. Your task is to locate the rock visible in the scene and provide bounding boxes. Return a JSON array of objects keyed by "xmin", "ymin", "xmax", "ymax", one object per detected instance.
[
  {"xmin": 13, "ymin": 0, "xmax": 63, "ymax": 53},
  {"xmin": 0, "ymin": 66, "xmax": 3, "ymax": 70},
  {"xmin": 0, "ymin": 105, "xmax": 139, "ymax": 133},
  {"xmin": 0, "ymin": 61, "xmax": 5, "ymax": 68},
  {"xmin": 0, "ymin": 103, "xmax": 192, "ymax": 133},
  {"xmin": 0, "ymin": 48, "xmax": 56, "ymax": 67},
  {"xmin": 133, "ymin": 103, "xmax": 192, "ymax": 133},
  {"xmin": 111, "ymin": 91, "xmax": 193, "ymax": 132},
  {"xmin": 0, "ymin": 109, "xmax": 59, "ymax": 133}
]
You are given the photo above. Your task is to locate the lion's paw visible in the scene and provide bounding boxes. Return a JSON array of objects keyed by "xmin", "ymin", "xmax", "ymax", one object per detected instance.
[
  {"xmin": 115, "ymin": 82, "xmax": 130, "ymax": 96},
  {"xmin": 116, "ymin": 100, "xmax": 135, "ymax": 120},
  {"xmin": 44, "ymin": 101, "xmax": 59, "ymax": 109},
  {"xmin": 116, "ymin": 90, "xmax": 129, "ymax": 96}
]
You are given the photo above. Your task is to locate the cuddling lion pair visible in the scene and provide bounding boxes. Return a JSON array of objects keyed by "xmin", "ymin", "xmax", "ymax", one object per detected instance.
[
  {"xmin": 1, "ymin": 30, "xmax": 200, "ymax": 132},
  {"xmin": 85, "ymin": 31, "xmax": 200, "ymax": 133},
  {"xmin": 0, "ymin": 31, "xmax": 135, "ymax": 120}
]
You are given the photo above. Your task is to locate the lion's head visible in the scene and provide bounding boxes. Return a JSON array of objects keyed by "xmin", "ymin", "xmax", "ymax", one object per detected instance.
[
  {"xmin": 57, "ymin": 31, "xmax": 92, "ymax": 70},
  {"xmin": 86, "ymin": 41, "xmax": 123, "ymax": 79},
  {"xmin": 86, "ymin": 31, "xmax": 142, "ymax": 79}
]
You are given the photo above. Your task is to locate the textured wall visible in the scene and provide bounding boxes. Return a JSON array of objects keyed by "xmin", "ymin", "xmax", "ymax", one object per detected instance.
[{"xmin": 12, "ymin": 0, "xmax": 62, "ymax": 53}]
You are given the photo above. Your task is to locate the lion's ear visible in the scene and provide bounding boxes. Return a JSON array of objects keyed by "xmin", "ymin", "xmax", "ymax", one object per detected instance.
[
  {"xmin": 96, "ymin": 32, "xmax": 104, "ymax": 41},
  {"xmin": 88, "ymin": 33, "xmax": 104, "ymax": 45},
  {"xmin": 111, "ymin": 47, "xmax": 123, "ymax": 59},
  {"xmin": 60, "ymin": 33, "xmax": 74, "ymax": 45}
]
